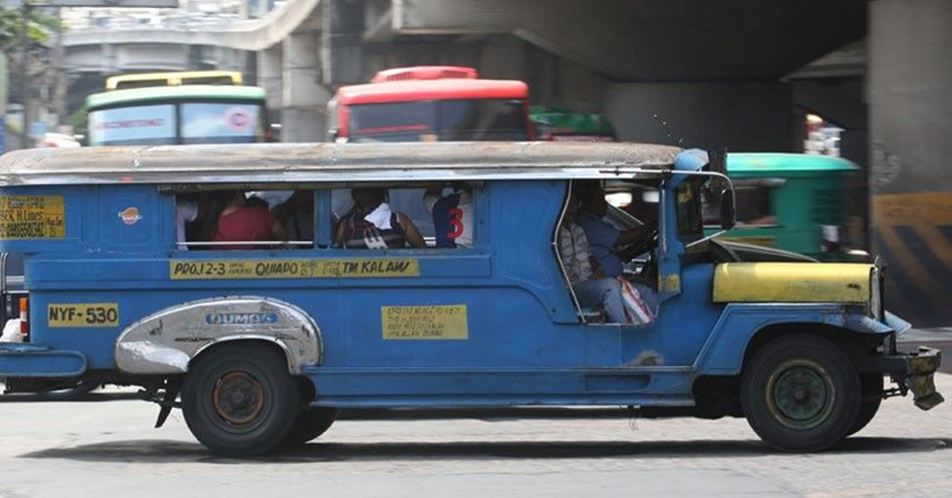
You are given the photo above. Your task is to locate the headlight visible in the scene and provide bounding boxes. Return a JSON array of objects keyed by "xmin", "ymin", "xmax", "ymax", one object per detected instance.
[{"xmin": 869, "ymin": 257, "xmax": 885, "ymax": 321}]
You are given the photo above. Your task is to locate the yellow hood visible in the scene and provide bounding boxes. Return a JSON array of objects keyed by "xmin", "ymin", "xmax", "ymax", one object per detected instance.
[{"xmin": 712, "ymin": 263, "xmax": 872, "ymax": 303}]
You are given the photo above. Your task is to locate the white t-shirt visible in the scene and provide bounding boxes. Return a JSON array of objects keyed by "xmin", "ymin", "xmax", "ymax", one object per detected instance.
[{"xmin": 176, "ymin": 201, "xmax": 199, "ymax": 250}]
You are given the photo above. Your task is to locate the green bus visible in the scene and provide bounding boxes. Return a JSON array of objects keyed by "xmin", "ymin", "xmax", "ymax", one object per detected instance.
[
  {"xmin": 707, "ymin": 153, "xmax": 865, "ymax": 261},
  {"xmin": 529, "ymin": 106, "xmax": 617, "ymax": 142},
  {"xmin": 86, "ymin": 85, "xmax": 271, "ymax": 146}
]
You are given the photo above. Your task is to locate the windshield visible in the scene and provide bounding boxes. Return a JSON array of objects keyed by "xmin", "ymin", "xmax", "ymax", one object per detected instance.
[
  {"xmin": 88, "ymin": 102, "xmax": 265, "ymax": 146},
  {"xmin": 348, "ymin": 99, "xmax": 528, "ymax": 142}
]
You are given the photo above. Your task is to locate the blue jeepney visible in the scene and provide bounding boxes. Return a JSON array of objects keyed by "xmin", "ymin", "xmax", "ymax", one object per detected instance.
[{"xmin": 0, "ymin": 142, "xmax": 941, "ymax": 456}]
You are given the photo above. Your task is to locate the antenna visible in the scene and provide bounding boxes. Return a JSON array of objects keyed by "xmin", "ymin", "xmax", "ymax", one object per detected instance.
[{"xmin": 652, "ymin": 113, "xmax": 684, "ymax": 146}]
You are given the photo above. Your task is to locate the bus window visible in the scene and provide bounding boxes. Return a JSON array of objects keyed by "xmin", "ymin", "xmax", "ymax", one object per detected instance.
[
  {"xmin": 439, "ymin": 99, "xmax": 528, "ymax": 141},
  {"xmin": 88, "ymin": 104, "xmax": 177, "ymax": 146},
  {"xmin": 181, "ymin": 103, "xmax": 264, "ymax": 144},
  {"xmin": 348, "ymin": 99, "xmax": 527, "ymax": 142}
]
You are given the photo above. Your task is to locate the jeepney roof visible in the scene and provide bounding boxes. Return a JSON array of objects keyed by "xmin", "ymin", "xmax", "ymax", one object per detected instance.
[{"xmin": 0, "ymin": 142, "xmax": 682, "ymax": 186}]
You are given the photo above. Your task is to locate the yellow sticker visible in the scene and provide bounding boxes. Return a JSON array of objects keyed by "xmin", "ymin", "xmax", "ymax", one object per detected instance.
[
  {"xmin": 0, "ymin": 196, "xmax": 66, "ymax": 239},
  {"xmin": 169, "ymin": 258, "xmax": 420, "ymax": 280},
  {"xmin": 382, "ymin": 305, "xmax": 469, "ymax": 340},
  {"xmin": 662, "ymin": 274, "xmax": 681, "ymax": 293},
  {"xmin": 48, "ymin": 303, "xmax": 119, "ymax": 327}
]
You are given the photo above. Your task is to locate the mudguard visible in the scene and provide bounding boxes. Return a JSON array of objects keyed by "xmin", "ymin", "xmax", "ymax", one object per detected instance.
[
  {"xmin": 114, "ymin": 296, "xmax": 322, "ymax": 375},
  {"xmin": 695, "ymin": 303, "xmax": 900, "ymax": 376}
]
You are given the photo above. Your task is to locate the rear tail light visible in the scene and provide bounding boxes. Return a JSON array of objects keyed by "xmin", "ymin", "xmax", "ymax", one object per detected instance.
[{"xmin": 18, "ymin": 297, "xmax": 29, "ymax": 340}]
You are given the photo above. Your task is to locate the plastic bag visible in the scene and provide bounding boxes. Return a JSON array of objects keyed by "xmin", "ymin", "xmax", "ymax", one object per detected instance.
[
  {"xmin": 1, "ymin": 319, "xmax": 23, "ymax": 343},
  {"xmin": 618, "ymin": 277, "xmax": 655, "ymax": 325}
]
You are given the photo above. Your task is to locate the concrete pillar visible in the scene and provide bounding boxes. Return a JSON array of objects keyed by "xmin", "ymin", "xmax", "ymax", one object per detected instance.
[
  {"xmin": 281, "ymin": 32, "xmax": 329, "ymax": 142},
  {"xmin": 257, "ymin": 45, "xmax": 283, "ymax": 113},
  {"xmin": 869, "ymin": 0, "xmax": 952, "ymax": 326}
]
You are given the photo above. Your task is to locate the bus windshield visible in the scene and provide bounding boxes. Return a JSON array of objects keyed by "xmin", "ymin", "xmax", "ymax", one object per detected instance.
[
  {"xmin": 88, "ymin": 101, "xmax": 265, "ymax": 146},
  {"xmin": 348, "ymin": 99, "xmax": 528, "ymax": 142}
]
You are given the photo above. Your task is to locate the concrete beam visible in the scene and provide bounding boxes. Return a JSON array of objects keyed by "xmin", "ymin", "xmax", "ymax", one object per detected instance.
[
  {"xmin": 389, "ymin": 0, "xmax": 867, "ymax": 81},
  {"xmin": 62, "ymin": 0, "xmax": 322, "ymax": 51}
]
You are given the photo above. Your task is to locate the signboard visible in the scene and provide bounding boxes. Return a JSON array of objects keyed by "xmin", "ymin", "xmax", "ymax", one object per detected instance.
[
  {"xmin": 169, "ymin": 258, "xmax": 420, "ymax": 280},
  {"xmin": 88, "ymin": 104, "xmax": 175, "ymax": 146},
  {"xmin": 0, "ymin": 196, "xmax": 66, "ymax": 239},
  {"xmin": 381, "ymin": 305, "xmax": 469, "ymax": 340}
]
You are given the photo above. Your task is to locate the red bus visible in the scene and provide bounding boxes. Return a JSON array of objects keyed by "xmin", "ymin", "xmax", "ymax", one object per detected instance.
[{"xmin": 327, "ymin": 66, "xmax": 534, "ymax": 142}]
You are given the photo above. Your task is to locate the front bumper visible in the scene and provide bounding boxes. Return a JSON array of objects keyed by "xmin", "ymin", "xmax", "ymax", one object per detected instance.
[{"xmin": 906, "ymin": 346, "xmax": 943, "ymax": 410}]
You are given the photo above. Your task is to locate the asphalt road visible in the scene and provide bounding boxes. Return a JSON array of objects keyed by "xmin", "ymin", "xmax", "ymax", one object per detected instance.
[{"xmin": 0, "ymin": 372, "xmax": 950, "ymax": 498}]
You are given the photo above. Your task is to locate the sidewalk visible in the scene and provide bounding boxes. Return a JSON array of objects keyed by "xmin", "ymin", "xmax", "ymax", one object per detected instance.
[{"xmin": 899, "ymin": 327, "xmax": 952, "ymax": 343}]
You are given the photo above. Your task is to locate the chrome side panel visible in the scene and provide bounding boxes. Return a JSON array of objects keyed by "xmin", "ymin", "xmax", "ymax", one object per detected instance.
[{"xmin": 114, "ymin": 296, "xmax": 322, "ymax": 375}]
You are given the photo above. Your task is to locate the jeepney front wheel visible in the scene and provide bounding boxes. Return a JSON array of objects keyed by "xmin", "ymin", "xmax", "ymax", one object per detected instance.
[
  {"xmin": 182, "ymin": 343, "xmax": 301, "ymax": 457},
  {"xmin": 741, "ymin": 334, "xmax": 861, "ymax": 452}
]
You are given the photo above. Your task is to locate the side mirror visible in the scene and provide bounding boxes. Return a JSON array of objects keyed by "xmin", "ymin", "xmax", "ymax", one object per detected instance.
[
  {"xmin": 719, "ymin": 188, "xmax": 735, "ymax": 230},
  {"xmin": 708, "ymin": 148, "xmax": 727, "ymax": 176}
]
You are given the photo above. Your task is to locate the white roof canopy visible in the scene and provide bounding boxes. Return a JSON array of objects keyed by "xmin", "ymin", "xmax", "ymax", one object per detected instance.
[{"xmin": 0, "ymin": 142, "xmax": 682, "ymax": 186}]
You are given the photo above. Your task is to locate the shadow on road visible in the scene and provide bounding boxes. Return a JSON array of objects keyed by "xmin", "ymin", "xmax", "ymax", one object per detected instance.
[{"xmin": 20, "ymin": 436, "xmax": 951, "ymax": 464}]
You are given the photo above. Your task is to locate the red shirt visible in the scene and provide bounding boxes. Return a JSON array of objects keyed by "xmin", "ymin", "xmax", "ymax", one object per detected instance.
[{"xmin": 213, "ymin": 206, "xmax": 277, "ymax": 250}]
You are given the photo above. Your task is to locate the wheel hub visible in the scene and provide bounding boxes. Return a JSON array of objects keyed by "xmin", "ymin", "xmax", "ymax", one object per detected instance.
[
  {"xmin": 212, "ymin": 371, "xmax": 265, "ymax": 426},
  {"xmin": 767, "ymin": 360, "xmax": 835, "ymax": 430}
]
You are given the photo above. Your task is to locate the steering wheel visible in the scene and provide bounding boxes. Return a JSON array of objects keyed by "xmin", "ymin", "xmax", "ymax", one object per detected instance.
[{"xmin": 624, "ymin": 224, "xmax": 660, "ymax": 259}]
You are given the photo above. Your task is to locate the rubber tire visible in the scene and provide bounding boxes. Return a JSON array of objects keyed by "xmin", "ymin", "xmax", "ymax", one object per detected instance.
[
  {"xmin": 847, "ymin": 374, "xmax": 884, "ymax": 437},
  {"xmin": 182, "ymin": 343, "xmax": 301, "ymax": 457},
  {"xmin": 281, "ymin": 407, "xmax": 339, "ymax": 448},
  {"xmin": 741, "ymin": 334, "xmax": 861, "ymax": 452}
]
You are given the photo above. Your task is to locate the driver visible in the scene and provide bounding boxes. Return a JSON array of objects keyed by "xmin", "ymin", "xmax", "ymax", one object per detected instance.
[{"xmin": 574, "ymin": 182, "xmax": 657, "ymax": 279}]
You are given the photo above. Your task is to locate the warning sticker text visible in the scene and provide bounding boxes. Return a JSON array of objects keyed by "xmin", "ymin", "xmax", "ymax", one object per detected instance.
[{"xmin": 381, "ymin": 305, "xmax": 469, "ymax": 340}]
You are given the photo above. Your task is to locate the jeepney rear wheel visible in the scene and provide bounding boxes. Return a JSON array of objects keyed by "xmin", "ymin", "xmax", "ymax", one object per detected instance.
[
  {"xmin": 847, "ymin": 374, "xmax": 884, "ymax": 437},
  {"xmin": 281, "ymin": 407, "xmax": 339, "ymax": 448},
  {"xmin": 182, "ymin": 343, "xmax": 301, "ymax": 457},
  {"xmin": 741, "ymin": 334, "xmax": 861, "ymax": 452}
]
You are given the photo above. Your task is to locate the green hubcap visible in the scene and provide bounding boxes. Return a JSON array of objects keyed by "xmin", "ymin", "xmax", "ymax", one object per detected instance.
[{"xmin": 767, "ymin": 360, "xmax": 835, "ymax": 430}]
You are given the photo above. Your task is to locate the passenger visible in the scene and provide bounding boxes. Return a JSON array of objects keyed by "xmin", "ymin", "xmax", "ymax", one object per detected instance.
[
  {"xmin": 276, "ymin": 191, "xmax": 314, "ymax": 245},
  {"xmin": 212, "ymin": 191, "xmax": 287, "ymax": 250},
  {"xmin": 423, "ymin": 183, "xmax": 473, "ymax": 248},
  {"xmin": 176, "ymin": 195, "xmax": 200, "ymax": 251},
  {"xmin": 559, "ymin": 197, "xmax": 627, "ymax": 323},
  {"xmin": 336, "ymin": 187, "xmax": 426, "ymax": 249}
]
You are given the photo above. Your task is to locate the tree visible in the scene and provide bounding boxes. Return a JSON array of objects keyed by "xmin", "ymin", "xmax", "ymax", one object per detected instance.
[{"xmin": 0, "ymin": 3, "xmax": 62, "ymax": 51}]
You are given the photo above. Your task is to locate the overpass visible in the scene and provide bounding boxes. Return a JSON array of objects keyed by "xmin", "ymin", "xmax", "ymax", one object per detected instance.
[{"xmin": 60, "ymin": 0, "xmax": 952, "ymax": 326}]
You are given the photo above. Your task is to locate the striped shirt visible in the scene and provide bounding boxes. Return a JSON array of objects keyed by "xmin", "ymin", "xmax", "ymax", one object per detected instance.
[{"xmin": 559, "ymin": 223, "xmax": 594, "ymax": 285}]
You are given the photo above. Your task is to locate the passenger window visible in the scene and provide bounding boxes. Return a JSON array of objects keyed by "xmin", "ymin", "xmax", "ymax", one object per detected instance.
[
  {"xmin": 175, "ymin": 190, "xmax": 314, "ymax": 250},
  {"xmin": 331, "ymin": 184, "xmax": 474, "ymax": 249}
]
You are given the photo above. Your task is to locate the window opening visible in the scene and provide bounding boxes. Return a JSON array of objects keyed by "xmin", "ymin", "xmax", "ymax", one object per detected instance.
[
  {"xmin": 175, "ymin": 189, "xmax": 314, "ymax": 250},
  {"xmin": 331, "ymin": 184, "xmax": 475, "ymax": 249},
  {"xmin": 562, "ymin": 180, "xmax": 660, "ymax": 326}
]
